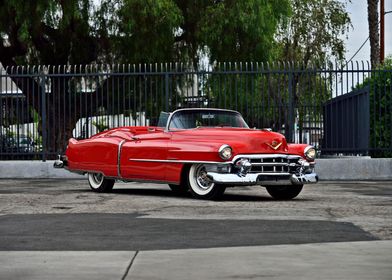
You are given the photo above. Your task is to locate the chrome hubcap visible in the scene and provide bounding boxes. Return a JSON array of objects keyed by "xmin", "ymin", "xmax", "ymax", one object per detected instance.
[{"xmin": 195, "ymin": 165, "xmax": 213, "ymax": 190}]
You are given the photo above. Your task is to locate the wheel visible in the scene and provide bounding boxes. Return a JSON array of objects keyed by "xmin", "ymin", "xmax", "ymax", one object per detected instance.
[
  {"xmin": 186, "ymin": 164, "xmax": 226, "ymax": 200},
  {"xmin": 88, "ymin": 172, "xmax": 115, "ymax": 193},
  {"xmin": 168, "ymin": 183, "xmax": 189, "ymax": 195},
  {"xmin": 265, "ymin": 185, "xmax": 303, "ymax": 200}
]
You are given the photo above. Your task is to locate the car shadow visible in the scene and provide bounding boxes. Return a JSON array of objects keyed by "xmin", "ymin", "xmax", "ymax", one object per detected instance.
[
  {"xmin": 112, "ymin": 188, "xmax": 275, "ymax": 201},
  {"xmin": 68, "ymin": 186, "xmax": 312, "ymax": 202},
  {"xmin": 223, "ymin": 194, "xmax": 312, "ymax": 202},
  {"xmin": 111, "ymin": 188, "xmax": 313, "ymax": 202},
  {"xmin": 112, "ymin": 188, "xmax": 193, "ymax": 199},
  {"xmin": 221, "ymin": 193, "xmax": 276, "ymax": 201}
]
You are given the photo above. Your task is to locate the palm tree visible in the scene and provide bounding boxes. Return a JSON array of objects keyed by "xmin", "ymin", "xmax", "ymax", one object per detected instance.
[{"xmin": 368, "ymin": 0, "xmax": 380, "ymax": 68}]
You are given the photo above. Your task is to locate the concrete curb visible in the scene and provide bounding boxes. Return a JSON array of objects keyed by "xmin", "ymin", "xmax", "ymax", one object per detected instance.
[
  {"xmin": 316, "ymin": 158, "xmax": 392, "ymax": 180},
  {"xmin": 0, "ymin": 158, "xmax": 391, "ymax": 180},
  {"xmin": 0, "ymin": 161, "xmax": 84, "ymax": 179}
]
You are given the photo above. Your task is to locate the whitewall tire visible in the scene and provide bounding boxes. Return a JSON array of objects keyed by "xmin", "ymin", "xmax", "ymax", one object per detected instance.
[
  {"xmin": 88, "ymin": 173, "xmax": 115, "ymax": 193},
  {"xmin": 186, "ymin": 164, "xmax": 226, "ymax": 200}
]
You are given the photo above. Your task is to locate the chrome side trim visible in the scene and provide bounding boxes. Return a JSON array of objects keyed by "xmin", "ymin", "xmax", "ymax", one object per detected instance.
[
  {"xmin": 129, "ymin": 154, "xmax": 303, "ymax": 165},
  {"xmin": 119, "ymin": 178, "xmax": 178, "ymax": 185},
  {"xmin": 129, "ymin": 158, "xmax": 231, "ymax": 165},
  {"xmin": 117, "ymin": 140, "xmax": 126, "ymax": 178}
]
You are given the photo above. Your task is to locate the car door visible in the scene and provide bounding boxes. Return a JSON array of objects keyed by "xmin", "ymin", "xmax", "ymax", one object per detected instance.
[{"xmin": 120, "ymin": 131, "xmax": 171, "ymax": 181}]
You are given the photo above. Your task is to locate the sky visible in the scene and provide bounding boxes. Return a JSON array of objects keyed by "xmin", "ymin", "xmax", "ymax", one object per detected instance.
[{"xmin": 343, "ymin": 0, "xmax": 392, "ymax": 63}]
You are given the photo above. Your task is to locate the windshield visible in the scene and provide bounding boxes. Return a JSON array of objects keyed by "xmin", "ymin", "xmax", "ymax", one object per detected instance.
[
  {"xmin": 168, "ymin": 109, "xmax": 249, "ymax": 130},
  {"xmin": 157, "ymin": 111, "xmax": 170, "ymax": 128}
]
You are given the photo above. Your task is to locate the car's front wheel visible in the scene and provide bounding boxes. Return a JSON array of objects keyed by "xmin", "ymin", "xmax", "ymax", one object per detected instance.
[
  {"xmin": 168, "ymin": 184, "xmax": 189, "ymax": 195},
  {"xmin": 186, "ymin": 164, "xmax": 226, "ymax": 200},
  {"xmin": 265, "ymin": 185, "xmax": 303, "ymax": 200},
  {"xmin": 88, "ymin": 172, "xmax": 115, "ymax": 193}
]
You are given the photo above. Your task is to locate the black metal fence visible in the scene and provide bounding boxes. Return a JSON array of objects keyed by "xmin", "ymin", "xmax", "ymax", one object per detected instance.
[{"xmin": 1, "ymin": 62, "xmax": 391, "ymax": 160}]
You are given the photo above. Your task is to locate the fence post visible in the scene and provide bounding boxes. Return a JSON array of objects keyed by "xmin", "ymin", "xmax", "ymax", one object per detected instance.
[
  {"xmin": 165, "ymin": 73, "xmax": 169, "ymax": 112},
  {"xmin": 287, "ymin": 72, "xmax": 294, "ymax": 143},
  {"xmin": 40, "ymin": 73, "xmax": 47, "ymax": 162}
]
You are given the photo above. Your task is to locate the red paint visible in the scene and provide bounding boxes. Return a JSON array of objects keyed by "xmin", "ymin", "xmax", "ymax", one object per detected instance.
[{"xmin": 65, "ymin": 126, "xmax": 312, "ymax": 184}]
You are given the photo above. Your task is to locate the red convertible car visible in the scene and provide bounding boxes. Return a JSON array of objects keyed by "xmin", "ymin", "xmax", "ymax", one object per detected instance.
[{"xmin": 55, "ymin": 108, "xmax": 318, "ymax": 200}]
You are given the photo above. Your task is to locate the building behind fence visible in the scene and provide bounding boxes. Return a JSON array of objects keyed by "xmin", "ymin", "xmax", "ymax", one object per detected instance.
[{"xmin": 0, "ymin": 62, "xmax": 391, "ymax": 160}]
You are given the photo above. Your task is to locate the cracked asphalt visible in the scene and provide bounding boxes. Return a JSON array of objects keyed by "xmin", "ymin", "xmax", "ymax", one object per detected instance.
[{"xmin": 0, "ymin": 179, "xmax": 391, "ymax": 251}]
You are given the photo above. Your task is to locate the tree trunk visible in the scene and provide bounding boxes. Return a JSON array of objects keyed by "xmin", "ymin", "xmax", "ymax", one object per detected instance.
[
  {"xmin": 3, "ymin": 67, "xmax": 86, "ymax": 158},
  {"xmin": 368, "ymin": 0, "xmax": 380, "ymax": 69}
]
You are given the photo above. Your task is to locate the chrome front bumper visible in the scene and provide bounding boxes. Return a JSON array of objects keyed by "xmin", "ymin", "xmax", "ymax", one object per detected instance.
[{"xmin": 206, "ymin": 172, "xmax": 318, "ymax": 186}]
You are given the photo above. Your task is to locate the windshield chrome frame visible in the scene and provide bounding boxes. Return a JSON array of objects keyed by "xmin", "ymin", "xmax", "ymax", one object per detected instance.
[{"xmin": 165, "ymin": 108, "xmax": 248, "ymax": 132}]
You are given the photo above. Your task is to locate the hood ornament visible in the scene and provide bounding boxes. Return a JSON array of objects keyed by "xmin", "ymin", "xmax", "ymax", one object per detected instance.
[{"xmin": 265, "ymin": 140, "xmax": 282, "ymax": 150}]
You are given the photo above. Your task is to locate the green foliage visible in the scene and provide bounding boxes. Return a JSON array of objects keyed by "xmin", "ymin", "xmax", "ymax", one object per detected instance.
[
  {"xmin": 198, "ymin": 0, "xmax": 291, "ymax": 62},
  {"xmin": 356, "ymin": 57, "xmax": 392, "ymax": 157},
  {"xmin": 0, "ymin": 0, "xmax": 96, "ymax": 65},
  {"xmin": 30, "ymin": 108, "xmax": 41, "ymax": 123},
  {"xmin": 205, "ymin": 64, "xmax": 331, "ymax": 132},
  {"xmin": 112, "ymin": 0, "xmax": 184, "ymax": 63},
  {"xmin": 0, "ymin": 0, "xmax": 291, "ymax": 66},
  {"xmin": 92, "ymin": 118, "xmax": 109, "ymax": 133},
  {"xmin": 276, "ymin": 0, "xmax": 351, "ymax": 64}
]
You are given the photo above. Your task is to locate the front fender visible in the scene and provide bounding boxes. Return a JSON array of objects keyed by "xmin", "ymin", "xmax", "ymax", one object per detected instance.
[{"xmin": 287, "ymin": 144, "xmax": 310, "ymax": 160}]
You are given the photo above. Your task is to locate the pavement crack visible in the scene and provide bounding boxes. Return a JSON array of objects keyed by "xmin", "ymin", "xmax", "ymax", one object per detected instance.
[{"xmin": 122, "ymin": 251, "xmax": 139, "ymax": 280}]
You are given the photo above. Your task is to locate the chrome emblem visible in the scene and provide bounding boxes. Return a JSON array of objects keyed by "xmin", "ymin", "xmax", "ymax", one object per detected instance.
[{"xmin": 266, "ymin": 140, "xmax": 282, "ymax": 150}]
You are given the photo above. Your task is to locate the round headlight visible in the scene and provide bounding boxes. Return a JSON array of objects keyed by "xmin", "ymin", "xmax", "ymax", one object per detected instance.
[
  {"xmin": 304, "ymin": 146, "xmax": 316, "ymax": 161},
  {"xmin": 219, "ymin": 144, "xmax": 232, "ymax": 160}
]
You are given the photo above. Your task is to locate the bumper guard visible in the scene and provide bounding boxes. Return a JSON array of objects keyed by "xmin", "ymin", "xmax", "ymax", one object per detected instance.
[{"xmin": 206, "ymin": 172, "xmax": 318, "ymax": 186}]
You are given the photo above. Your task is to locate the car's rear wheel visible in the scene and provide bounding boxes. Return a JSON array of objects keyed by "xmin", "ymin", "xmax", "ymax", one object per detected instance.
[
  {"xmin": 186, "ymin": 164, "xmax": 226, "ymax": 200},
  {"xmin": 265, "ymin": 185, "xmax": 303, "ymax": 200},
  {"xmin": 88, "ymin": 172, "xmax": 115, "ymax": 193}
]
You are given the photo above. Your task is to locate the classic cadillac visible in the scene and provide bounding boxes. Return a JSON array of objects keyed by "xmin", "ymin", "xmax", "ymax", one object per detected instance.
[{"xmin": 54, "ymin": 108, "xmax": 318, "ymax": 200}]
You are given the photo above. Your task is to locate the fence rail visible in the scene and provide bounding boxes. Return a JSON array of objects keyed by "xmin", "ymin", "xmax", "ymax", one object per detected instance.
[{"xmin": 1, "ymin": 62, "xmax": 391, "ymax": 160}]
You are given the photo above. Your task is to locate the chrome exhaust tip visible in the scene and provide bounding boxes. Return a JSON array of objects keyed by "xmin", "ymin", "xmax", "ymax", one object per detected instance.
[{"xmin": 53, "ymin": 155, "xmax": 65, "ymax": 168}]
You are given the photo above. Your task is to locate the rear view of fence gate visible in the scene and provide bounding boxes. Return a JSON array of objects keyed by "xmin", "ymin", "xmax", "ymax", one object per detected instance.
[{"xmin": 323, "ymin": 86, "xmax": 370, "ymax": 154}]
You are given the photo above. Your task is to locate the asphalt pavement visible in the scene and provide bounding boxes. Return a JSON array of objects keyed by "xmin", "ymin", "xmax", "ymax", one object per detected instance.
[{"xmin": 0, "ymin": 179, "xmax": 391, "ymax": 279}]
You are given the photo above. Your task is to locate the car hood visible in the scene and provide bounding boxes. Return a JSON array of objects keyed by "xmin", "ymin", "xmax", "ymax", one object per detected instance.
[{"xmin": 170, "ymin": 127, "xmax": 289, "ymax": 154}]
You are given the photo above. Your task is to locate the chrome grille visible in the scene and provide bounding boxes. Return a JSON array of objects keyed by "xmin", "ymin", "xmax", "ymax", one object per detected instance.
[{"xmin": 234, "ymin": 155, "xmax": 301, "ymax": 174}]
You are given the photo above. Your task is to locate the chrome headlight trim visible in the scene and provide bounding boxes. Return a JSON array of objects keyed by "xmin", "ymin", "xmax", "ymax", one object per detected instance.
[
  {"xmin": 304, "ymin": 146, "xmax": 316, "ymax": 161},
  {"xmin": 219, "ymin": 144, "xmax": 232, "ymax": 160}
]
